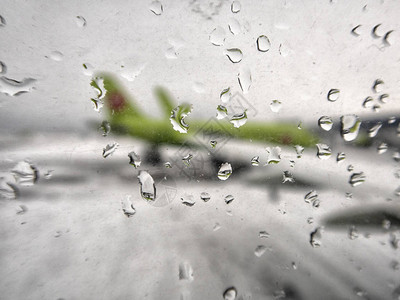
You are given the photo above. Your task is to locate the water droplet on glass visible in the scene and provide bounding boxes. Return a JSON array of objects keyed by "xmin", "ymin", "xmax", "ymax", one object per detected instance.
[
  {"xmin": 256, "ymin": 35, "xmax": 271, "ymax": 52},
  {"xmin": 266, "ymin": 146, "xmax": 281, "ymax": 164},
  {"xmin": 340, "ymin": 114, "xmax": 361, "ymax": 142},
  {"xmin": 138, "ymin": 171, "xmax": 156, "ymax": 202},
  {"xmin": 44, "ymin": 170, "xmax": 53, "ymax": 179},
  {"xmin": 99, "ymin": 120, "xmax": 110, "ymax": 136},
  {"xmin": 379, "ymin": 94, "xmax": 389, "ymax": 103},
  {"xmin": 210, "ymin": 140, "xmax": 217, "ymax": 148},
  {"xmin": 372, "ymin": 79, "xmax": 384, "ymax": 93},
  {"xmin": 348, "ymin": 226, "xmax": 359, "ymax": 240},
  {"xmin": 345, "ymin": 192, "xmax": 353, "ymax": 200},
  {"xmin": 371, "ymin": 24, "xmax": 383, "ymax": 38},
  {"xmin": 49, "ymin": 50, "xmax": 64, "ymax": 61},
  {"xmin": 218, "ymin": 163, "xmax": 232, "ymax": 180},
  {"xmin": 0, "ymin": 15, "xmax": 6, "ymax": 27},
  {"xmin": 75, "ymin": 16, "xmax": 87, "ymax": 27},
  {"xmin": 377, "ymin": 142, "xmax": 388, "ymax": 154},
  {"xmin": 228, "ymin": 18, "xmax": 241, "ymax": 35},
  {"xmin": 149, "ymin": 1, "xmax": 163, "ymax": 15},
  {"xmin": 0, "ymin": 61, "xmax": 7, "ymax": 74},
  {"xmin": 316, "ymin": 143, "xmax": 331, "ymax": 160},
  {"xmin": 230, "ymin": 110, "xmax": 248, "ymax": 128},
  {"xmin": 368, "ymin": 122, "xmax": 382, "ymax": 137},
  {"xmin": 220, "ymin": 87, "xmax": 231, "ymax": 103},
  {"xmin": 347, "ymin": 164, "xmax": 354, "ymax": 172},
  {"xmin": 304, "ymin": 190, "xmax": 318, "ymax": 204},
  {"xmin": 181, "ymin": 194, "xmax": 195, "ymax": 206},
  {"xmin": 121, "ymin": 195, "xmax": 136, "ymax": 217},
  {"xmin": 90, "ymin": 77, "xmax": 106, "ymax": 112},
  {"xmin": 259, "ymin": 231, "xmax": 270, "ymax": 238},
  {"xmin": 216, "ymin": 105, "xmax": 228, "ymax": 119},
  {"xmin": 270, "ymin": 100, "xmax": 282, "ymax": 113},
  {"xmin": 294, "ymin": 145, "xmax": 304, "ymax": 158},
  {"xmin": 310, "ymin": 227, "xmax": 322, "ymax": 248},
  {"xmin": 372, "ymin": 104, "xmax": 381, "ymax": 113},
  {"xmin": 307, "ymin": 217, "xmax": 314, "ymax": 224},
  {"xmin": 251, "ymin": 156, "xmax": 260, "ymax": 166},
  {"xmin": 238, "ymin": 66, "xmax": 251, "ymax": 94},
  {"xmin": 0, "ymin": 77, "xmax": 36, "ymax": 96},
  {"xmin": 128, "ymin": 151, "xmax": 141, "ymax": 168},
  {"xmin": 362, "ymin": 96, "xmax": 373, "ymax": 108},
  {"xmin": 351, "ymin": 24, "xmax": 362, "ymax": 36},
  {"xmin": 209, "ymin": 27, "xmax": 225, "ymax": 46},
  {"xmin": 213, "ymin": 223, "xmax": 221, "ymax": 231},
  {"xmin": 165, "ymin": 47, "xmax": 178, "ymax": 59},
  {"xmin": 318, "ymin": 116, "xmax": 333, "ymax": 131},
  {"xmin": 254, "ymin": 245, "xmax": 267, "ymax": 257},
  {"xmin": 182, "ymin": 154, "xmax": 193, "ymax": 167},
  {"xmin": 349, "ymin": 172, "xmax": 366, "ymax": 187},
  {"xmin": 170, "ymin": 104, "xmax": 192, "ymax": 133},
  {"xmin": 102, "ymin": 142, "xmax": 118, "ymax": 158},
  {"xmin": 388, "ymin": 117, "xmax": 396, "ymax": 124},
  {"xmin": 16, "ymin": 205, "xmax": 28, "ymax": 215},
  {"xmin": 289, "ymin": 160, "xmax": 295, "ymax": 167},
  {"xmin": 337, "ymin": 152, "xmax": 346, "ymax": 163},
  {"xmin": 224, "ymin": 48, "xmax": 243, "ymax": 63},
  {"xmin": 231, "ymin": 1, "xmax": 241, "ymax": 13},
  {"xmin": 282, "ymin": 171, "xmax": 295, "ymax": 183},
  {"xmin": 200, "ymin": 192, "xmax": 210, "ymax": 202},
  {"xmin": 11, "ymin": 161, "xmax": 39, "ymax": 186},
  {"xmin": 327, "ymin": 89, "xmax": 340, "ymax": 102},
  {"xmin": 223, "ymin": 287, "xmax": 237, "ymax": 300},
  {"xmin": 0, "ymin": 179, "xmax": 18, "ymax": 199},
  {"xmin": 179, "ymin": 262, "xmax": 194, "ymax": 281},
  {"xmin": 164, "ymin": 162, "xmax": 172, "ymax": 168},
  {"xmin": 224, "ymin": 194, "xmax": 235, "ymax": 204},
  {"xmin": 383, "ymin": 30, "xmax": 394, "ymax": 46}
]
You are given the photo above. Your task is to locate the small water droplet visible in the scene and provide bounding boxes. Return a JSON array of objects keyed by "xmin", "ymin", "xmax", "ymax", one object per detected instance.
[
  {"xmin": 362, "ymin": 96, "xmax": 373, "ymax": 108},
  {"xmin": 179, "ymin": 262, "xmax": 194, "ymax": 281},
  {"xmin": 182, "ymin": 154, "xmax": 193, "ymax": 167},
  {"xmin": 372, "ymin": 79, "xmax": 384, "ymax": 93},
  {"xmin": 388, "ymin": 117, "xmax": 396, "ymax": 124},
  {"xmin": 348, "ymin": 226, "xmax": 359, "ymax": 240},
  {"xmin": 383, "ymin": 30, "xmax": 394, "ymax": 46},
  {"xmin": 0, "ymin": 15, "xmax": 6, "ymax": 27},
  {"xmin": 294, "ymin": 145, "xmax": 304, "ymax": 158},
  {"xmin": 138, "ymin": 171, "xmax": 156, "ymax": 202},
  {"xmin": 231, "ymin": 1, "xmax": 241, "ymax": 13},
  {"xmin": 345, "ymin": 192, "xmax": 353, "ymax": 200},
  {"xmin": 128, "ymin": 151, "xmax": 141, "ymax": 168},
  {"xmin": 368, "ymin": 122, "xmax": 382, "ymax": 138},
  {"xmin": 316, "ymin": 143, "xmax": 331, "ymax": 160},
  {"xmin": 266, "ymin": 146, "xmax": 281, "ymax": 164},
  {"xmin": 224, "ymin": 194, "xmax": 235, "ymax": 204},
  {"xmin": 149, "ymin": 1, "xmax": 163, "ymax": 15},
  {"xmin": 230, "ymin": 110, "xmax": 248, "ymax": 128},
  {"xmin": 337, "ymin": 152, "xmax": 346, "ymax": 163},
  {"xmin": 307, "ymin": 217, "xmax": 314, "ymax": 224},
  {"xmin": 347, "ymin": 164, "xmax": 354, "ymax": 172},
  {"xmin": 279, "ymin": 43, "xmax": 291, "ymax": 57},
  {"xmin": 238, "ymin": 66, "xmax": 252, "ymax": 94},
  {"xmin": 304, "ymin": 190, "xmax": 318, "ymax": 204},
  {"xmin": 209, "ymin": 27, "xmax": 225, "ymax": 46},
  {"xmin": 349, "ymin": 172, "xmax": 366, "ymax": 187},
  {"xmin": 121, "ymin": 195, "xmax": 136, "ymax": 217},
  {"xmin": 289, "ymin": 160, "xmax": 295, "ymax": 167},
  {"xmin": 49, "ymin": 50, "xmax": 64, "ymax": 61},
  {"xmin": 0, "ymin": 77, "xmax": 36, "ymax": 96},
  {"xmin": 310, "ymin": 227, "xmax": 322, "ymax": 248},
  {"xmin": 256, "ymin": 35, "xmax": 271, "ymax": 52},
  {"xmin": 210, "ymin": 140, "xmax": 218, "ymax": 148},
  {"xmin": 216, "ymin": 105, "xmax": 228, "ymax": 119},
  {"xmin": 11, "ymin": 161, "xmax": 39, "ymax": 186},
  {"xmin": 16, "ymin": 205, "xmax": 28, "ymax": 215},
  {"xmin": 164, "ymin": 162, "xmax": 172, "ymax": 168},
  {"xmin": 165, "ymin": 47, "xmax": 178, "ymax": 59},
  {"xmin": 372, "ymin": 104, "xmax": 381, "ymax": 113},
  {"xmin": 282, "ymin": 171, "xmax": 295, "ymax": 183},
  {"xmin": 75, "ymin": 16, "xmax": 87, "ymax": 27},
  {"xmin": 224, "ymin": 48, "xmax": 243, "ymax": 63},
  {"xmin": 213, "ymin": 222, "xmax": 221, "ymax": 231},
  {"xmin": 170, "ymin": 104, "xmax": 192, "ymax": 133},
  {"xmin": 251, "ymin": 156, "xmax": 260, "ymax": 166},
  {"xmin": 254, "ymin": 245, "xmax": 267, "ymax": 257},
  {"xmin": 200, "ymin": 192, "xmax": 210, "ymax": 202},
  {"xmin": 44, "ymin": 170, "xmax": 53, "ymax": 179},
  {"xmin": 218, "ymin": 163, "xmax": 232, "ymax": 180},
  {"xmin": 0, "ymin": 61, "xmax": 7, "ymax": 74},
  {"xmin": 99, "ymin": 120, "xmax": 111, "ymax": 136},
  {"xmin": 102, "ymin": 142, "xmax": 118, "ymax": 158},
  {"xmin": 270, "ymin": 100, "xmax": 282, "ymax": 113},
  {"xmin": 327, "ymin": 89, "xmax": 340, "ymax": 102},
  {"xmin": 82, "ymin": 63, "xmax": 94, "ymax": 77},
  {"xmin": 318, "ymin": 116, "xmax": 333, "ymax": 131},
  {"xmin": 228, "ymin": 18, "xmax": 241, "ymax": 35},
  {"xmin": 90, "ymin": 77, "xmax": 106, "ymax": 112},
  {"xmin": 259, "ymin": 231, "xmax": 270, "ymax": 238},
  {"xmin": 340, "ymin": 114, "xmax": 361, "ymax": 142},
  {"xmin": 220, "ymin": 87, "xmax": 231, "ymax": 103},
  {"xmin": 351, "ymin": 24, "xmax": 362, "ymax": 36},
  {"xmin": 379, "ymin": 94, "xmax": 389, "ymax": 103},
  {"xmin": 223, "ymin": 287, "xmax": 237, "ymax": 300},
  {"xmin": 371, "ymin": 24, "xmax": 383, "ymax": 38}
]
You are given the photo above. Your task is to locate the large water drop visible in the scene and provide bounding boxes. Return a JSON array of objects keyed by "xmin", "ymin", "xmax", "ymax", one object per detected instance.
[
  {"xmin": 0, "ymin": 77, "xmax": 36, "ymax": 96},
  {"xmin": 218, "ymin": 163, "xmax": 232, "ymax": 180},
  {"xmin": 257, "ymin": 35, "xmax": 271, "ymax": 52},
  {"xmin": 170, "ymin": 104, "xmax": 192, "ymax": 133},
  {"xmin": 340, "ymin": 115, "xmax": 361, "ymax": 142},
  {"xmin": 138, "ymin": 171, "xmax": 156, "ymax": 201}
]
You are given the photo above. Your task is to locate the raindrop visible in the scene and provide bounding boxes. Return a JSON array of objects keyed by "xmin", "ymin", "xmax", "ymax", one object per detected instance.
[
  {"xmin": 351, "ymin": 24, "xmax": 362, "ymax": 36},
  {"xmin": 149, "ymin": 1, "xmax": 163, "ymax": 15},
  {"xmin": 316, "ymin": 143, "xmax": 332, "ymax": 160},
  {"xmin": 181, "ymin": 194, "xmax": 195, "ymax": 206},
  {"xmin": 228, "ymin": 18, "xmax": 241, "ymax": 35},
  {"xmin": 238, "ymin": 66, "xmax": 251, "ymax": 94},
  {"xmin": 279, "ymin": 43, "xmax": 291, "ymax": 57},
  {"xmin": 218, "ymin": 163, "xmax": 232, "ymax": 180},
  {"xmin": 347, "ymin": 165, "xmax": 354, "ymax": 172},
  {"xmin": 304, "ymin": 190, "xmax": 318, "ymax": 204},
  {"xmin": 0, "ymin": 61, "xmax": 7, "ymax": 74},
  {"xmin": 254, "ymin": 245, "xmax": 267, "ymax": 257},
  {"xmin": 49, "ymin": 50, "xmax": 64, "ymax": 61},
  {"xmin": 179, "ymin": 262, "xmax": 194, "ymax": 281},
  {"xmin": 231, "ymin": 1, "xmax": 241, "ymax": 13},
  {"xmin": 327, "ymin": 89, "xmax": 340, "ymax": 102},
  {"xmin": 362, "ymin": 96, "xmax": 373, "ymax": 108},
  {"xmin": 90, "ymin": 77, "xmax": 105, "ymax": 112},
  {"xmin": 224, "ymin": 48, "xmax": 243, "ymax": 63},
  {"xmin": 164, "ymin": 162, "xmax": 172, "ymax": 168},
  {"xmin": 99, "ymin": 120, "xmax": 110, "ymax": 136},
  {"xmin": 251, "ymin": 156, "xmax": 260, "ymax": 166},
  {"xmin": 121, "ymin": 195, "xmax": 136, "ymax": 217},
  {"xmin": 310, "ymin": 227, "xmax": 322, "ymax": 248},
  {"xmin": 170, "ymin": 104, "xmax": 192, "ymax": 133},
  {"xmin": 0, "ymin": 15, "xmax": 6, "ymax": 26},
  {"xmin": 16, "ymin": 205, "xmax": 28, "ymax": 215},
  {"xmin": 224, "ymin": 194, "xmax": 235, "ymax": 204},
  {"xmin": 377, "ymin": 142, "xmax": 388, "ymax": 154},
  {"xmin": 82, "ymin": 63, "xmax": 94, "ymax": 76},
  {"xmin": 11, "ymin": 161, "xmax": 39, "ymax": 186},
  {"xmin": 345, "ymin": 192, "xmax": 353, "ymax": 200},
  {"xmin": 282, "ymin": 171, "xmax": 295, "ymax": 183},
  {"xmin": 0, "ymin": 179, "xmax": 18, "ymax": 199},
  {"xmin": 220, "ymin": 87, "xmax": 231, "ymax": 103},
  {"xmin": 210, "ymin": 140, "xmax": 217, "ymax": 148},
  {"xmin": 213, "ymin": 223, "xmax": 221, "ymax": 231},
  {"xmin": 209, "ymin": 27, "xmax": 225, "ymax": 46},
  {"xmin": 294, "ymin": 145, "xmax": 304, "ymax": 158},
  {"xmin": 182, "ymin": 154, "xmax": 193, "ymax": 167},
  {"xmin": 348, "ymin": 226, "xmax": 358, "ymax": 240},
  {"xmin": 337, "ymin": 152, "xmax": 346, "ymax": 163},
  {"xmin": 259, "ymin": 231, "xmax": 270, "ymax": 238},
  {"xmin": 372, "ymin": 79, "xmax": 384, "ymax": 93},
  {"xmin": 223, "ymin": 287, "xmax": 237, "ymax": 300},
  {"xmin": 349, "ymin": 172, "xmax": 366, "ymax": 187},
  {"xmin": 138, "ymin": 171, "xmax": 156, "ymax": 202},
  {"xmin": 340, "ymin": 114, "xmax": 361, "ymax": 142},
  {"xmin": 388, "ymin": 117, "xmax": 396, "ymax": 124},
  {"xmin": 371, "ymin": 24, "xmax": 382, "ymax": 38},
  {"xmin": 200, "ymin": 192, "xmax": 210, "ymax": 202},
  {"xmin": 383, "ymin": 30, "xmax": 394, "ymax": 46},
  {"xmin": 128, "ymin": 151, "xmax": 141, "ymax": 168},
  {"xmin": 102, "ymin": 142, "xmax": 118, "ymax": 158},
  {"xmin": 165, "ymin": 47, "xmax": 178, "ymax": 59},
  {"xmin": 266, "ymin": 146, "xmax": 281, "ymax": 164},
  {"xmin": 372, "ymin": 104, "xmax": 380, "ymax": 113},
  {"xmin": 44, "ymin": 170, "xmax": 53, "ymax": 179},
  {"xmin": 75, "ymin": 16, "xmax": 87, "ymax": 27},
  {"xmin": 307, "ymin": 217, "xmax": 314, "ymax": 224},
  {"xmin": 289, "ymin": 160, "xmax": 295, "ymax": 167},
  {"xmin": 0, "ymin": 77, "xmax": 36, "ymax": 96},
  {"xmin": 270, "ymin": 100, "xmax": 282, "ymax": 113},
  {"xmin": 379, "ymin": 94, "xmax": 389, "ymax": 103},
  {"xmin": 216, "ymin": 105, "xmax": 228, "ymax": 119},
  {"xmin": 230, "ymin": 110, "xmax": 248, "ymax": 128},
  {"xmin": 368, "ymin": 122, "xmax": 382, "ymax": 137},
  {"xmin": 256, "ymin": 35, "xmax": 271, "ymax": 52},
  {"xmin": 318, "ymin": 116, "xmax": 333, "ymax": 131}
]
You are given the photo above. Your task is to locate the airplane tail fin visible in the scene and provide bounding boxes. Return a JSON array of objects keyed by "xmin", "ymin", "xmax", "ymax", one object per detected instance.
[{"xmin": 154, "ymin": 86, "xmax": 175, "ymax": 118}]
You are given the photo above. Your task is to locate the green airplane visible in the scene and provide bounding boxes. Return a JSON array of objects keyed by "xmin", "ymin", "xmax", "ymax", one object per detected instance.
[{"xmin": 91, "ymin": 72, "xmax": 319, "ymax": 148}]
